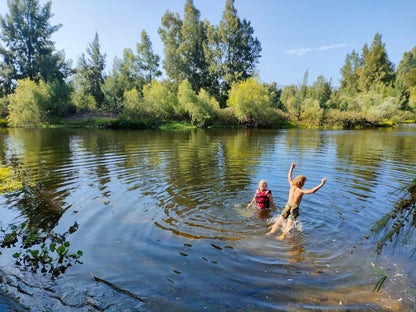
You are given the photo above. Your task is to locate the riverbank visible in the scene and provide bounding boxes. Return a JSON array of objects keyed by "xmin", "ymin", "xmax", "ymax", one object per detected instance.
[{"xmin": 1, "ymin": 114, "xmax": 414, "ymax": 130}]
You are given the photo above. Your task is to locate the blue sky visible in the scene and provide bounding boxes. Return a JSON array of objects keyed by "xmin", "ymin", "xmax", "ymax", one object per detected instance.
[{"xmin": 1, "ymin": 0, "xmax": 415, "ymax": 87}]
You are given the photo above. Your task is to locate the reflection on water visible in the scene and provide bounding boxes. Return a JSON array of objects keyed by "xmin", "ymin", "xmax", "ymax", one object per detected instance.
[{"xmin": 0, "ymin": 127, "xmax": 415, "ymax": 311}]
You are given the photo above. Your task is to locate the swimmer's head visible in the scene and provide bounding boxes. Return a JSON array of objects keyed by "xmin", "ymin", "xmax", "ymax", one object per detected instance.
[
  {"xmin": 293, "ymin": 175, "xmax": 306, "ymax": 188},
  {"xmin": 258, "ymin": 179, "xmax": 268, "ymax": 191}
]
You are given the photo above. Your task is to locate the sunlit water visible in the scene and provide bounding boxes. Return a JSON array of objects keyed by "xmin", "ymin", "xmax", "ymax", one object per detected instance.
[{"xmin": 0, "ymin": 128, "xmax": 415, "ymax": 311}]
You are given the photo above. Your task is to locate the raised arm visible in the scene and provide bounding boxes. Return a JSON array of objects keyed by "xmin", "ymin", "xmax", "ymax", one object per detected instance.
[
  {"xmin": 302, "ymin": 177, "xmax": 327, "ymax": 194},
  {"xmin": 288, "ymin": 162, "xmax": 297, "ymax": 185}
]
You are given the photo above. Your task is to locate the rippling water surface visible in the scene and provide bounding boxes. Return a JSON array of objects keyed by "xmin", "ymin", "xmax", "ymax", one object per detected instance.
[{"xmin": 1, "ymin": 128, "xmax": 415, "ymax": 311}]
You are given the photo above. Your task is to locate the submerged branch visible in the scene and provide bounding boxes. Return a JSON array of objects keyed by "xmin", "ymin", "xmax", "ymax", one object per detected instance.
[{"xmin": 93, "ymin": 276, "xmax": 145, "ymax": 303}]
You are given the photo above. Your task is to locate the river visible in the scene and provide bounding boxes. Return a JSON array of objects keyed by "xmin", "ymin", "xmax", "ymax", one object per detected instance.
[{"xmin": 0, "ymin": 127, "xmax": 415, "ymax": 311}]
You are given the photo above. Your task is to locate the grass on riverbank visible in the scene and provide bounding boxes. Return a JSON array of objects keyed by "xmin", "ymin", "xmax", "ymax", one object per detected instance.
[{"xmin": 1, "ymin": 116, "xmax": 414, "ymax": 130}]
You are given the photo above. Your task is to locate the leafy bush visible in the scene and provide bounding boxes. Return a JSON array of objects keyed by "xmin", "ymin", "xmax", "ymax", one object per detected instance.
[
  {"xmin": 8, "ymin": 79, "xmax": 49, "ymax": 127},
  {"xmin": 122, "ymin": 87, "xmax": 147, "ymax": 119},
  {"xmin": 300, "ymin": 98, "xmax": 324, "ymax": 126},
  {"xmin": 323, "ymin": 109, "xmax": 366, "ymax": 128},
  {"xmin": 227, "ymin": 78, "xmax": 274, "ymax": 127},
  {"xmin": 142, "ymin": 80, "xmax": 176, "ymax": 120}
]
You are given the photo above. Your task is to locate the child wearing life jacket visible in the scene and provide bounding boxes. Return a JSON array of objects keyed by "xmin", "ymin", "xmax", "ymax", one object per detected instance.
[
  {"xmin": 247, "ymin": 179, "xmax": 275, "ymax": 210},
  {"xmin": 266, "ymin": 162, "xmax": 327, "ymax": 240}
]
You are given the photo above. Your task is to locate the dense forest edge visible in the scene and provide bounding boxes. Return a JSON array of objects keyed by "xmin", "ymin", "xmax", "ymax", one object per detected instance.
[
  {"xmin": 0, "ymin": 0, "xmax": 415, "ymax": 129},
  {"xmin": 1, "ymin": 1, "xmax": 416, "ymax": 298}
]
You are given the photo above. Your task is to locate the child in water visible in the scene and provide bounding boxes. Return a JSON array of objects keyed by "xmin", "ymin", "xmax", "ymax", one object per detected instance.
[
  {"xmin": 247, "ymin": 179, "xmax": 276, "ymax": 210},
  {"xmin": 267, "ymin": 162, "xmax": 327, "ymax": 240}
]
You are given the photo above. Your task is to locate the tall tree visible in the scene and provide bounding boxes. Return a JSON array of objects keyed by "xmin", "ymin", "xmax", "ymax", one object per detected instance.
[
  {"xmin": 309, "ymin": 75, "xmax": 332, "ymax": 108},
  {"xmin": 357, "ymin": 32, "xmax": 395, "ymax": 92},
  {"xmin": 208, "ymin": 0, "xmax": 261, "ymax": 106},
  {"xmin": 158, "ymin": 11, "xmax": 184, "ymax": 86},
  {"xmin": 339, "ymin": 50, "xmax": 360, "ymax": 94},
  {"xmin": 76, "ymin": 33, "xmax": 106, "ymax": 109},
  {"xmin": 137, "ymin": 30, "xmax": 161, "ymax": 84},
  {"xmin": 396, "ymin": 47, "xmax": 416, "ymax": 87},
  {"xmin": 179, "ymin": 0, "xmax": 208, "ymax": 92},
  {"xmin": 158, "ymin": 0, "xmax": 208, "ymax": 93},
  {"xmin": 0, "ymin": 0, "xmax": 70, "ymax": 95}
]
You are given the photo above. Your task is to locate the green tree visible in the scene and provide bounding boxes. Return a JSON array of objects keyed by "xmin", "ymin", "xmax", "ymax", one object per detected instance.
[
  {"xmin": 357, "ymin": 33, "xmax": 395, "ymax": 92},
  {"xmin": 179, "ymin": 0, "xmax": 209, "ymax": 93},
  {"xmin": 116, "ymin": 48, "xmax": 143, "ymax": 92},
  {"xmin": 142, "ymin": 80, "xmax": 176, "ymax": 120},
  {"xmin": 280, "ymin": 84, "xmax": 299, "ymax": 116},
  {"xmin": 227, "ymin": 78, "xmax": 272, "ymax": 126},
  {"xmin": 159, "ymin": 0, "xmax": 208, "ymax": 94},
  {"xmin": 309, "ymin": 75, "xmax": 332, "ymax": 108},
  {"xmin": 177, "ymin": 79, "xmax": 196, "ymax": 119},
  {"xmin": 264, "ymin": 82, "xmax": 283, "ymax": 109},
  {"xmin": 122, "ymin": 87, "xmax": 145, "ymax": 119},
  {"xmin": 208, "ymin": 0, "xmax": 261, "ymax": 106},
  {"xmin": 75, "ymin": 33, "xmax": 106, "ymax": 109},
  {"xmin": 397, "ymin": 47, "xmax": 416, "ymax": 88},
  {"xmin": 0, "ymin": 0, "xmax": 71, "ymax": 95},
  {"xmin": 137, "ymin": 30, "xmax": 161, "ymax": 84},
  {"xmin": 340, "ymin": 50, "xmax": 360, "ymax": 95},
  {"xmin": 101, "ymin": 49, "xmax": 145, "ymax": 115},
  {"xmin": 158, "ymin": 11, "xmax": 184, "ymax": 86}
]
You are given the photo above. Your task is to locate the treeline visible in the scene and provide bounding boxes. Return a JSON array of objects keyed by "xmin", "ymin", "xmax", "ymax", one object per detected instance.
[{"xmin": 0, "ymin": 0, "xmax": 415, "ymax": 128}]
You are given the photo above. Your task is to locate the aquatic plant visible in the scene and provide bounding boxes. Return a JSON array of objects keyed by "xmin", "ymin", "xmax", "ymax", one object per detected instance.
[{"xmin": 1, "ymin": 222, "xmax": 83, "ymax": 278}]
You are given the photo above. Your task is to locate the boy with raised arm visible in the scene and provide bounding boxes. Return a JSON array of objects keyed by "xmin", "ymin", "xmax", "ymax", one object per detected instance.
[{"xmin": 266, "ymin": 162, "xmax": 327, "ymax": 240}]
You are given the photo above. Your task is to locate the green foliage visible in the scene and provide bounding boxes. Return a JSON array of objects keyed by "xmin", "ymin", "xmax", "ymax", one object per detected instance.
[
  {"xmin": 369, "ymin": 178, "xmax": 416, "ymax": 257},
  {"xmin": 159, "ymin": 0, "xmax": 209, "ymax": 94},
  {"xmin": 0, "ymin": 96, "xmax": 9, "ymax": 117},
  {"xmin": 1, "ymin": 222, "xmax": 83, "ymax": 278},
  {"xmin": 158, "ymin": 11, "xmax": 184, "ymax": 87},
  {"xmin": 227, "ymin": 78, "xmax": 275, "ymax": 127},
  {"xmin": 8, "ymin": 78, "xmax": 72, "ymax": 126},
  {"xmin": 396, "ymin": 47, "xmax": 416, "ymax": 86},
  {"xmin": 207, "ymin": 0, "xmax": 261, "ymax": 106},
  {"xmin": 308, "ymin": 75, "xmax": 332, "ymax": 108},
  {"xmin": 142, "ymin": 80, "xmax": 176, "ymax": 120},
  {"xmin": 323, "ymin": 109, "xmax": 366, "ymax": 129},
  {"xmin": 137, "ymin": 30, "xmax": 162, "ymax": 83},
  {"xmin": 8, "ymin": 79, "xmax": 49, "ymax": 126},
  {"xmin": 299, "ymin": 98, "xmax": 323, "ymax": 127},
  {"xmin": 177, "ymin": 79, "xmax": 197, "ymax": 120},
  {"xmin": 340, "ymin": 50, "xmax": 360, "ymax": 95},
  {"xmin": 122, "ymin": 87, "xmax": 146, "ymax": 119},
  {"xmin": 75, "ymin": 33, "xmax": 106, "ymax": 109},
  {"xmin": 0, "ymin": 0, "xmax": 70, "ymax": 94},
  {"xmin": 357, "ymin": 33, "xmax": 395, "ymax": 92},
  {"xmin": 280, "ymin": 85, "xmax": 301, "ymax": 119}
]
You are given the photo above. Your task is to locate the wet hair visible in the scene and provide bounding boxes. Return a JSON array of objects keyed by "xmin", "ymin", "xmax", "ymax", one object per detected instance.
[{"xmin": 293, "ymin": 175, "xmax": 306, "ymax": 188}]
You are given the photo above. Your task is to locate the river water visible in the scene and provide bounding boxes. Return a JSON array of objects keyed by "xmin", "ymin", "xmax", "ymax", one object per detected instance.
[{"xmin": 0, "ymin": 127, "xmax": 415, "ymax": 311}]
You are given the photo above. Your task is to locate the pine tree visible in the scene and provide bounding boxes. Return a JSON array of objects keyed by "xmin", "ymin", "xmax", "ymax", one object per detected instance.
[
  {"xmin": 357, "ymin": 33, "xmax": 395, "ymax": 92},
  {"xmin": 137, "ymin": 30, "xmax": 161, "ymax": 84},
  {"xmin": 340, "ymin": 50, "xmax": 360, "ymax": 94},
  {"xmin": 76, "ymin": 33, "xmax": 106, "ymax": 109}
]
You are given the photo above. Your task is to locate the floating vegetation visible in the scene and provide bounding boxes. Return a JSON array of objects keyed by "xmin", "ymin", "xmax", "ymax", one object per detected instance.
[{"xmin": 1, "ymin": 222, "xmax": 83, "ymax": 278}]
